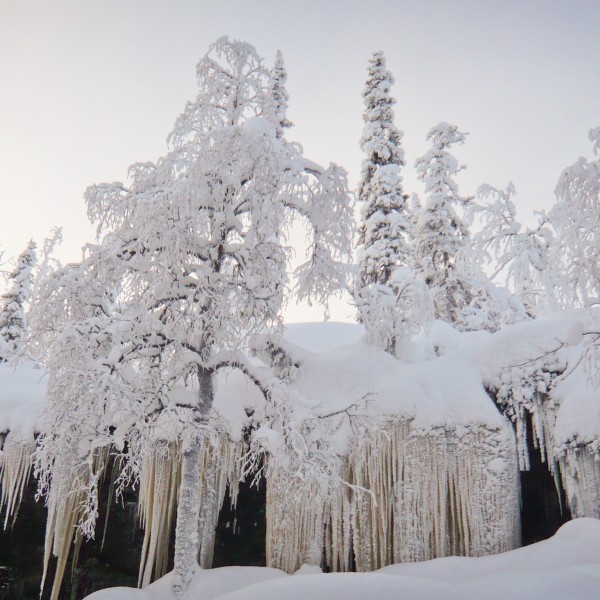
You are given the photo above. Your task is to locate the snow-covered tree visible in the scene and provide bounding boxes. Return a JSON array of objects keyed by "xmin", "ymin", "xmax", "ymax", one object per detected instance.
[
  {"xmin": 414, "ymin": 123, "xmax": 475, "ymax": 329},
  {"xmin": 357, "ymin": 51, "xmax": 410, "ymax": 286},
  {"xmin": 34, "ymin": 37, "xmax": 353, "ymax": 598},
  {"xmin": 355, "ymin": 51, "xmax": 419, "ymax": 355},
  {"xmin": 549, "ymin": 127, "xmax": 600, "ymax": 308},
  {"xmin": 0, "ymin": 241, "xmax": 36, "ymax": 360},
  {"xmin": 268, "ymin": 50, "xmax": 293, "ymax": 138},
  {"xmin": 468, "ymin": 183, "xmax": 554, "ymax": 318}
]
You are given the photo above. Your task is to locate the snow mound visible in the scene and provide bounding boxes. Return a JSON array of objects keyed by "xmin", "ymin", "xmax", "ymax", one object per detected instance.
[
  {"xmin": 0, "ymin": 360, "xmax": 47, "ymax": 437},
  {"xmin": 216, "ymin": 572, "xmax": 492, "ymax": 600},
  {"xmin": 283, "ymin": 321, "xmax": 364, "ymax": 352},
  {"xmin": 84, "ymin": 519, "xmax": 600, "ymax": 600}
]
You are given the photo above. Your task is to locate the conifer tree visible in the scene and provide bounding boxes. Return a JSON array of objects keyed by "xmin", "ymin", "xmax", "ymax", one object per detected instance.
[
  {"xmin": 355, "ymin": 51, "xmax": 417, "ymax": 355},
  {"xmin": 0, "ymin": 241, "xmax": 36, "ymax": 360},
  {"xmin": 415, "ymin": 123, "xmax": 473, "ymax": 328},
  {"xmin": 269, "ymin": 50, "xmax": 293, "ymax": 137}
]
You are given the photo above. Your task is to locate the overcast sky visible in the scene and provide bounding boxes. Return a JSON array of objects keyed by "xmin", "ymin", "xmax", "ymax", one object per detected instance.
[{"xmin": 1, "ymin": 0, "xmax": 598, "ymax": 322}]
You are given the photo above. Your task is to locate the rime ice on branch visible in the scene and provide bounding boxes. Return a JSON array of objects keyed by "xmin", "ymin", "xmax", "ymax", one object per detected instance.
[{"xmin": 550, "ymin": 128, "xmax": 600, "ymax": 309}]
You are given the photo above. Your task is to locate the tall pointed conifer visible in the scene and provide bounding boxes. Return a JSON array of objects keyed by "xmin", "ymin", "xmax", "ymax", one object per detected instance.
[
  {"xmin": 0, "ymin": 240, "xmax": 36, "ymax": 360},
  {"xmin": 355, "ymin": 51, "xmax": 415, "ymax": 355},
  {"xmin": 415, "ymin": 123, "xmax": 472, "ymax": 327}
]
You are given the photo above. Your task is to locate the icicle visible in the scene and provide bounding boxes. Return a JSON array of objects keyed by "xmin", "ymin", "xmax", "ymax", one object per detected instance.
[
  {"xmin": 558, "ymin": 449, "xmax": 600, "ymax": 519},
  {"xmin": 196, "ymin": 432, "xmax": 245, "ymax": 569},
  {"xmin": 515, "ymin": 413, "xmax": 530, "ymax": 471},
  {"xmin": 138, "ymin": 440, "xmax": 181, "ymax": 588},
  {"xmin": 265, "ymin": 416, "xmax": 520, "ymax": 574},
  {"xmin": 0, "ymin": 432, "xmax": 36, "ymax": 528},
  {"xmin": 40, "ymin": 447, "xmax": 109, "ymax": 600}
]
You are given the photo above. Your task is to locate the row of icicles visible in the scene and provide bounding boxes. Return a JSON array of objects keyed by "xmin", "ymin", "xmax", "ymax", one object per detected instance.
[{"xmin": 1, "ymin": 409, "xmax": 599, "ymax": 599}]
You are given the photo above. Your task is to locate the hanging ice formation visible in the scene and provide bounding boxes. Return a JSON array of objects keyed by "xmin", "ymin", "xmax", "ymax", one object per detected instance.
[
  {"xmin": 265, "ymin": 417, "xmax": 521, "ymax": 573},
  {"xmin": 558, "ymin": 450, "xmax": 600, "ymax": 518},
  {"xmin": 137, "ymin": 433, "xmax": 244, "ymax": 586},
  {"xmin": 491, "ymin": 350, "xmax": 600, "ymax": 520},
  {"xmin": 265, "ymin": 452, "xmax": 352, "ymax": 573},
  {"xmin": 494, "ymin": 358, "xmax": 561, "ymax": 473},
  {"xmin": 35, "ymin": 430, "xmax": 245, "ymax": 598},
  {"xmin": 0, "ymin": 432, "xmax": 36, "ymax": 528},
  {"xmin": 137, "ymin": 441, "xmax": 181, "ymax": 588},
  {"xmin": 39, "ymin": 446, "xmax": 111, "ymax": 600}
]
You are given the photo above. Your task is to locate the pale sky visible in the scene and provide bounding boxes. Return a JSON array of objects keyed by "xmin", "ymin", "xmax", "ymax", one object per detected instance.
[{"xmin": 0, "ymin": 0, "xmax": 598, "ymax": 322}]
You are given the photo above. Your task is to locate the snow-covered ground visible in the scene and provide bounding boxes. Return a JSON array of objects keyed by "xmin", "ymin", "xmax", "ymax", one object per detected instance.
[
  {"xmin": 3, "ymin": 315, "xmax": 599, "ymax": 454},
  {"xmin": 86, "ymin": 518, "xmax": 600, "ymax": 600},
  {"xmin": 0, "ymin": 360, "xmax": 47, "ymax": 436}
]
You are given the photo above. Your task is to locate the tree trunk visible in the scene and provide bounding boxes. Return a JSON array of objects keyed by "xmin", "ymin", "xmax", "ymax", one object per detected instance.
[
  {"xmin": 172, "ymin": 432, "xmax": 202, "ymax": 597},
  {"xmin": 172, "ymin": 369, "xmax": 213, "ymax": 597}
]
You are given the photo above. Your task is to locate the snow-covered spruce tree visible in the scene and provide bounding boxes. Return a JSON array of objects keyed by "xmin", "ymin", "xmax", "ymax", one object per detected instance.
[
  {"xmin": 414, "ymin": 123, "xmax": 476, "ymax": 329},
  {"xmin": 355, "ymin": 51, "xmax": 419, "ymax": 355},
  {"xmin": 0, "ymin": 240, "xmax": 36, "ymax": 360},
  {"xmin": 35, "ymin": 37, "xmax": 353, "ymax": 598},
  {"xmin": 268, "ymin": 50, "xmax": 293, "ymax": 138},
  {"xmin": 550, "ymin": 127, "xmax": 600, "ymax": 308}
]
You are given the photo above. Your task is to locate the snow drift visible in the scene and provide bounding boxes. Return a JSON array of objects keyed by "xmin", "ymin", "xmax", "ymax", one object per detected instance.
[{"xmin": 83, "ymin": 518, "xmax": 600, "ymax": 600}]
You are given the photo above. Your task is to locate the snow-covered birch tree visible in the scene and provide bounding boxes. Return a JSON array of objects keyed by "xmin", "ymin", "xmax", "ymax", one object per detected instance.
[
  {"xmin": 0, "ymin": 241, "xmax": 36, "ymax": 361},
  {"xmin": 354, "ymin": 51, "xmax": 421, "ymax": 355},
  {"xmin": 34, "ymin": 37, "xmax": 353, "ymax": 598},
  {"xmin": 549, "ymin": 127, "xmax": 600, "ymax": 308},
  {"xmin": 468, "ymin": 183, "xmax": 554, "ymax": 319}
]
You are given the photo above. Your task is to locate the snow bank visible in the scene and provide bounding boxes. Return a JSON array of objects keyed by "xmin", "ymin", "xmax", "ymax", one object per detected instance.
[
  {"xmin": 283, "ymin": 322, "xmax": 364, "ymax": 352},
  {"xmin": 84, "ymin": 518, "xmax": 600, "ymax": 600},
  {"xmin": 379, "ymin": 517, "xmax": 600, "ymax": 599},
  {"xmin": 0, "ymin": 360, "xmax": 47, "ymax": 437},
  {"xmin": 218, "ymin": 322, "xmax": 509, "ymax": 442}
]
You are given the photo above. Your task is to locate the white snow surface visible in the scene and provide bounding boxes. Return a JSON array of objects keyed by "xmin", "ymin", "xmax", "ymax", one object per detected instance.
[
  {"xmin": 1, "ymin": 314, "xmax": 599, "ymax": 450},
  {"xmin": 84, "ymin": 518, "xmax": 600, "ymax": 600},
  {"xmin": 207, "ymin": 319, "xmax": 513, "ymax": 456},
  {"xmin": 283, "ymin": 321, "xmax": 365, "ymax": 352},
  {"xmin": 0, "ymin": 360, "xmax": 47, "ymax": 438},
  {"xmin": 467, "ymin": 309, "xmax": 600, "ymax": 446}
]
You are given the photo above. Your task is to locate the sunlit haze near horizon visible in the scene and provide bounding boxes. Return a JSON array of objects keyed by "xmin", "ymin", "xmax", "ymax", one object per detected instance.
[{"xmin": 1, "ymin": 0, "xmax": 598, "ymax": 322}]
